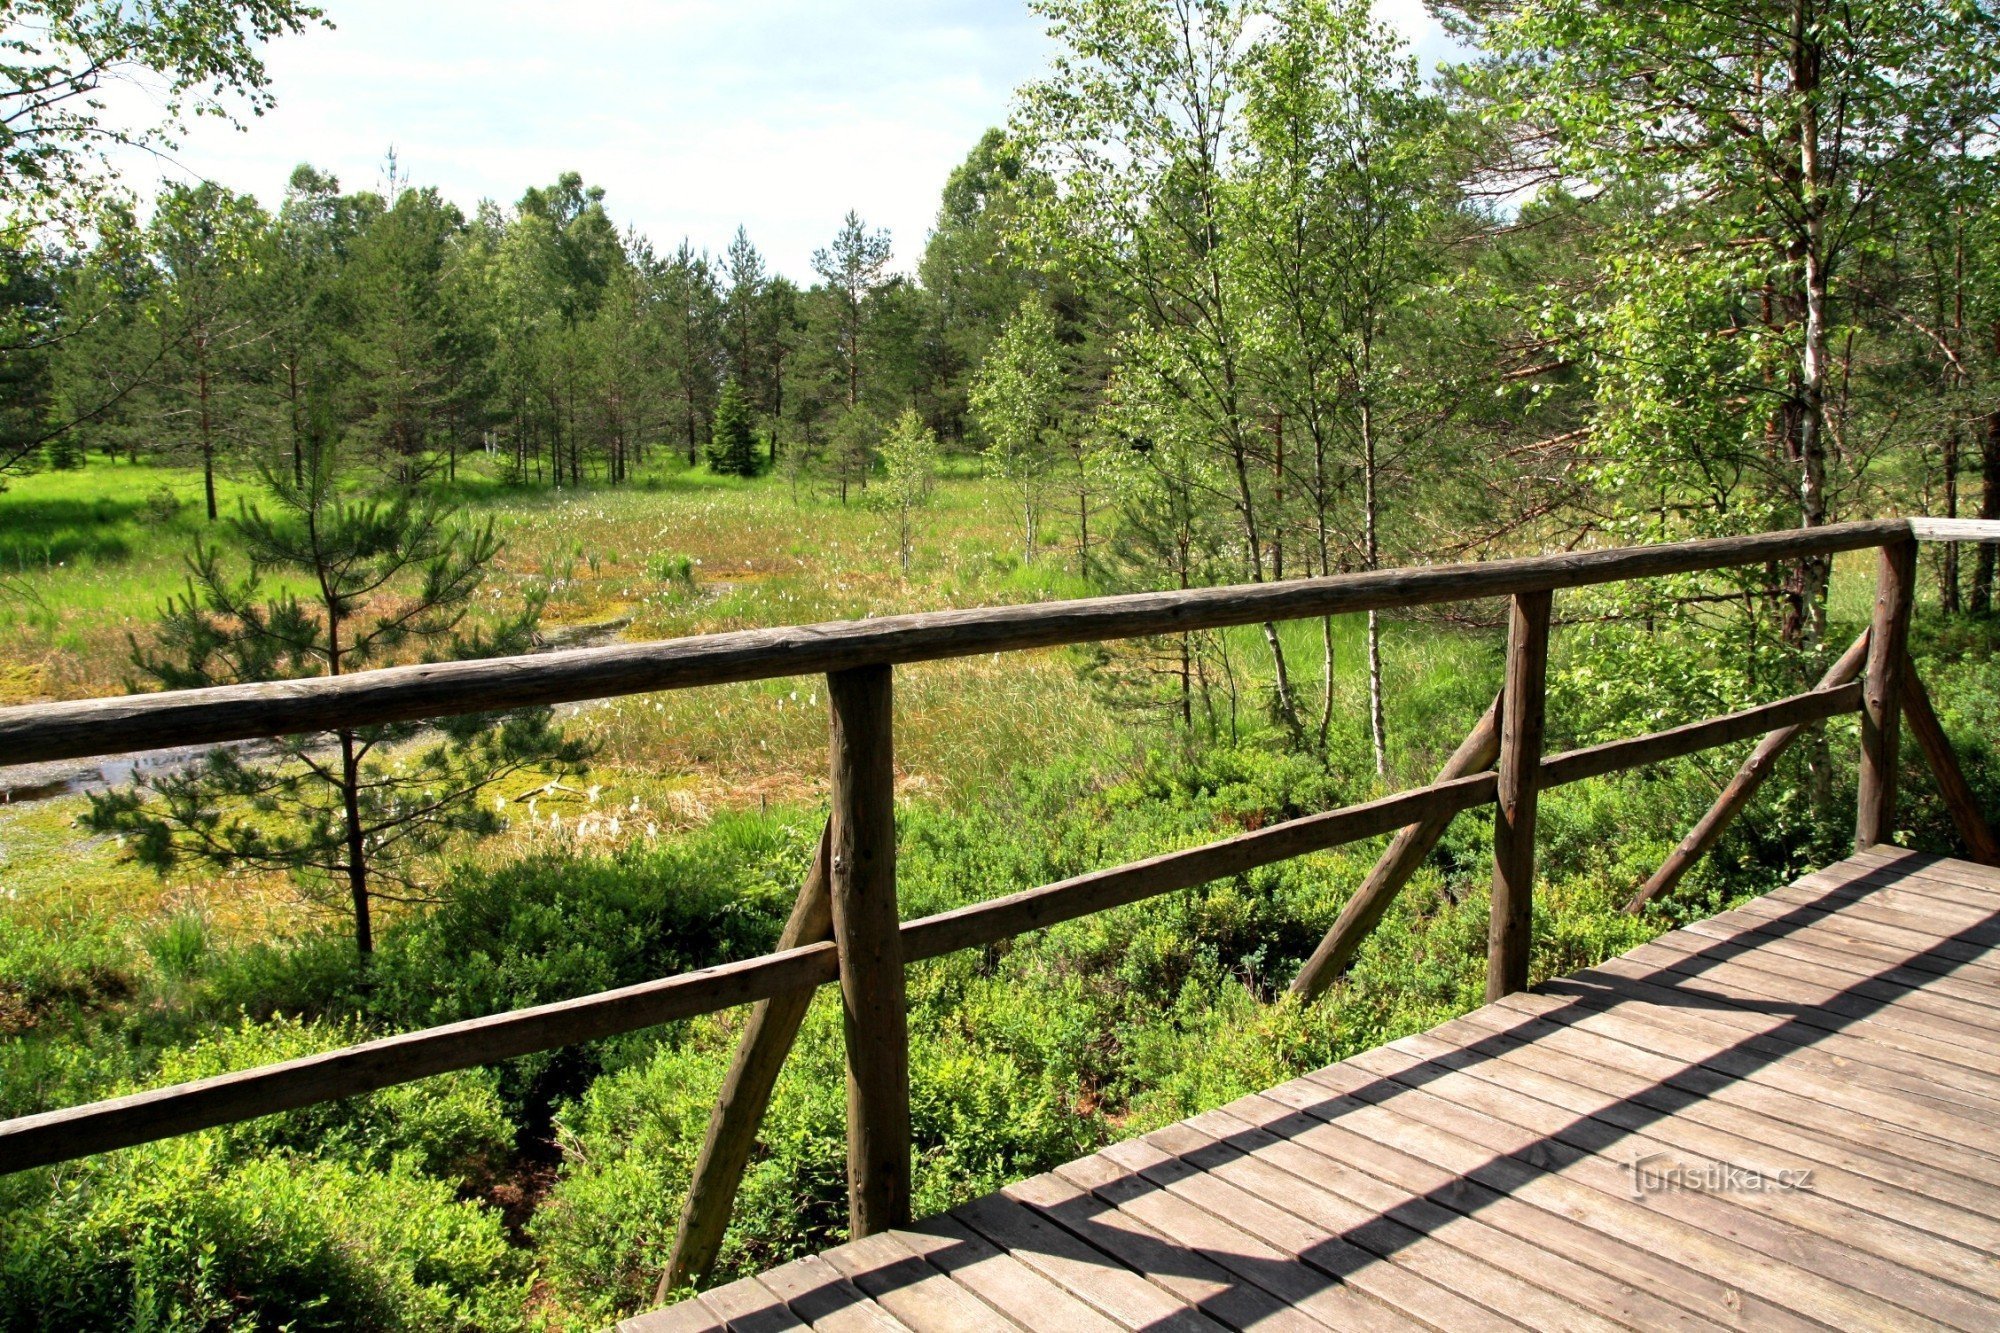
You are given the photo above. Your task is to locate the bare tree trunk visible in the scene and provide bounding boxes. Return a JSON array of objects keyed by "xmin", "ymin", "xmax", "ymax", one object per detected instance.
[
  {"xmin": 1944, "ymin": 427, "xmax": 1962, "ymax": 614},
  {"xmin": 1976, "ymin": 407, "xmax": 2000, "ymax": 615},
  {"xmin": 339, "ymin": 728, "xmax": 372, "ymax": 957},
  {"xmin": 1312, "ymin": 419, "xmax": 1336, "ymax": 749},
  {"xmin": 198, "ymin": 343, "xmax": 218, "ymax": 522},
  {"xmin": 1362, "ymin": 397, "xmax": 1387, "ymax": 776},
  {"xmin": 1792, "ymin": 0, "xmax": 1830, "ymax": 651},
  {"xmin": 287, "ymin": 358, "xmax": 304, "ymax": 486}
]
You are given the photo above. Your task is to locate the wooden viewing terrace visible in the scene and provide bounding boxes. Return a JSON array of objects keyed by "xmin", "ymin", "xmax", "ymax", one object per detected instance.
[
  {"xmin": 630, "ymin": 846, "xmax": 2000, "ymax": 1332},
  {"xmin": 2, "ymin": 517, "xmax": 1999, "ymax": 1328}
]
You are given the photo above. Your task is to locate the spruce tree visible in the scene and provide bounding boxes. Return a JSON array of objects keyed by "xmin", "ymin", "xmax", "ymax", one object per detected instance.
[{"xmin": 706, "ymin": 377, "xmax": 760, "ymax": 476}]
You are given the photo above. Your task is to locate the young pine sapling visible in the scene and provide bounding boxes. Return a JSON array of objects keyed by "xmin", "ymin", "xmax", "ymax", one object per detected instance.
[{"xmin": 87, "ymin": 450, "xmax": 588, "ymax": 957}]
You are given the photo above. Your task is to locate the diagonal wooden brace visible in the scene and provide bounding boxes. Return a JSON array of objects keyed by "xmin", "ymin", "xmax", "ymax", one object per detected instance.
[
  {"xmin": 1624, "ymin": 629, "xmax": 1870, "ymax": 914},
  {"xmin": 1900, "ymin": 652, "xmax": 2000, "ymax": 866},
  {"xmin": 1290, "ymin": 690, "xmax": 1503, "ymax": 1003},
  {"xmin": 659, "ymin": 822, "xmax": 832, "ymax": 1299}
]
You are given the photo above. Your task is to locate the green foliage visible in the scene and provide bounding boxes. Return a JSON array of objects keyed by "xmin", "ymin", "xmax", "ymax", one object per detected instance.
[
  {"xmin": 0, "ymin": 1137, "xmax": 520, "ymax": 1332},
  {"xmin": 645, "ymin": 551, "xmax": 697, "ymax": 585},
  {"xmin": 83, "ymin": 450, "xmax": 587, "ymax": 955},
  {"xmin": 705, "ymin": 378, "xmax": 762, "ymax": 477},
  {"xmin": 0, "ymin": 1, "xmax": 328, "ymax": 234},
  {"xmin": 152, "ymin": 1015, "xmax": 513, "ymax": 1184},
  {"xmin": 970, "ymin": 298, "xmax": 1064, "ymax": 561},
  {"xmin": 873, "ymin": 408, "xmax": 940, "ymax": 572},
  {"xmin": 363, "ymin": 812, "xmax": 804, "ymax": 1113}
]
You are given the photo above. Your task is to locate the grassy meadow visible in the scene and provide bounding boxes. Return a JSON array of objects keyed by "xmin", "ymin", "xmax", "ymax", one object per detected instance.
[{"xmin": 2, "ymin": 454, "xmax": 1994, "ymax": 1329}]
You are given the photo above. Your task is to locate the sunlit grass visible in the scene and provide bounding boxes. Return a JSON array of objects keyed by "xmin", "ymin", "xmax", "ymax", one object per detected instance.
[{"xmin": 0, "ymin": 457, "xmax": 1911, "ymax": 962}]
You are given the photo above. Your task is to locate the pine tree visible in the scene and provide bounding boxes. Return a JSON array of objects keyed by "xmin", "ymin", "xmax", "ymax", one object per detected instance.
[
  {"xmin": 706, "ymin": 377, "xmax": 760, "ymax": 476},
  {"xmin": 86, "ymin": 446, "xmax": 587, "ymax": 957}
]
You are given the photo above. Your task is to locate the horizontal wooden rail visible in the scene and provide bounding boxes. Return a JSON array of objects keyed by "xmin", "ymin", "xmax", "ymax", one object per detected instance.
[
  {"xmin": 1907, "ymin": 518, "xmax": 2000, "ymax": 542},
  {"xmin": 0, "ymin": 775, "xmax": 1499, "ymax": 1175},
  {"xmin": 901, "ymin": 773, "xmax": 1498, "ymax": 961},
  {"xmin": 1537, "ymin": 682, "xmax": 1864, "ymax": 789},
  {"xmin": 0, "ymin": 940, "xmax": 845, "ymax": 1175},
  {"xmin": 0, "ymin": 674, "xmax": 1887, "ymax": 1178},
  {"xmin": 0, "ymin": 519, "xmax": 1907, "ymax": 767}
]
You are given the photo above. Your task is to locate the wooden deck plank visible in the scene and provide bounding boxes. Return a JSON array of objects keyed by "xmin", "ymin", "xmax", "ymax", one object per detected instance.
[
  {"xmin": 1486, "ymin": 988, "xmax": 2000, "ymax": 1193},
  {"xmin": 618, "ymin": 1298, "xmax": 730, "ymax": 1333},
  {"xmin": 1384, "ymin": 1026, "xmax": 2000, "ymax": 1279},
  {"xmin": 1303, "ymin": 1056, "xmax": 1972, "ymax": 1329},
  {"xmin": 1203, "ymin": 1091, "xmax": 1811, "ymax": 1331},
  {"xmin": 816, "ymin": 1232, "xmax": 1023, "ymax": 1333},
  {"xmin": 1010, "ymin": 1161, "xmax": 1348, "ymax": 1332},
  {"xmin": 1709, "ymin": 893, "xmax": 2000, "ymax": 979},
  {"xmin": 1562, "ymin": 954, "xmax": 2000, "ymax": 1111},
  {"xmin": 1794, "ymin": 849, "xmax": 2000, "ymax": 900},
  {"xmin": 1251, "ymin": 1068, "xmax": 1944, "ymax": 1331},
  {"xmin": 1167, "ymin": 1110, "xmax": 1731, "ymax": 1332},
  {"xmin": 1438, "ymin": 1004, "xmax": 2000, "ymax": 1218},
  {"xmin": 1850, "ymin": 846, "xmax": 2000, "ymax": 892},
  {"xmin": 752, "ymin": 1256, "xmax": 915, "ymax": 1333},
  {"xmin": 952, "ymin": 1191, "xmax": 1227, "ymax": 1331},
  {"xmin": 638, "ymin": 853, "xmax": 2000, "ymax": 1332},
  {"xmin": 1668, "ymin": 924, "xmax": 2000, "ymax": 1035},
  {"xmin": 1682, "ymin": 903, "xmax": 2000, "ymax": 1000},
  {"xmin": 895, "ymin": 1216, "xmax": 1126, "ymax": 1333},
  {"xmin": 697, "ymin": 1274, "xmax": 812, "ymax": 1332},
  {"xmin": 1555, "ymin": 952, "xmax": 2000, "ymax": 1108},
  {"xmin": 1628, "ymin": 933, "xmax": 2000, "ymax": 1050},
  {"xmin": 1495, "ymin": 985, "xmax": 2000, "ymax": 1152},
  {"xmin": 1331, "ymin": 1043, "xmax": 2000, "ymax": 1321},
  {"xmin": 1088, "ymin": 1130, "xmax": 1524, "ymax": 1332}
]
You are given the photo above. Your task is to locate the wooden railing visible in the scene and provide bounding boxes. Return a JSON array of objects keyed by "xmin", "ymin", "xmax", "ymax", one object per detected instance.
[{"xmin": 1, "ymin": 516, "xmax": 1996, "ymax": 1298}]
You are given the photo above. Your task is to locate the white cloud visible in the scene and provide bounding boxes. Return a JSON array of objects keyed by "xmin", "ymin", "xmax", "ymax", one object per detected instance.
[{"xmin": 116, "ymin": 0, "xmax": 1459, "ymax": 281}]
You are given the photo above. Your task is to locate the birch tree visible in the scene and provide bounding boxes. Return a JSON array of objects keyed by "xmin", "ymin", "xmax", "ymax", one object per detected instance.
[{"xmin": 1019, "ymin": 0, "xmax": 1307, "ymax": 742}]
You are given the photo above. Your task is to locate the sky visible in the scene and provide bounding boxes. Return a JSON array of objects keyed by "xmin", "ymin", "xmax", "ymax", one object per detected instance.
[{"xmin": 125, "ymin": 1, "xmax": 1461, "ymax": 283}]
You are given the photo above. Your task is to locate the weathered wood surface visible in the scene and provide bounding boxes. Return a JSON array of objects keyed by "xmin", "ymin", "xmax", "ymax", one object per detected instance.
[
  {"xmin": 1625, "ymin": 630, "xmax": 1871, "ymax": 914},
  {"xmin": 1907, "ymin": 517, "xmax": 2000, "ymax": 542},
  {"xmin": 662, "ymin": 824, "xmax": 834, "ymax": 1298},
  {"xmin": 4, "ymin": 685, "xmax": 1913, "ymax": 1178},
  {"xmin": 828, "ymin": 664, "xmax": 911, "ymax": 1236},
  {"xmin": 0, "ymin": 519, "xmax": 1908, "ymax": 767},
  {"xmin": 1488, "ymin": 590, "xmax": 1550, "ymax": 1001},
  {"xmin": 0, "ymin": 774, "xmax": 1499, "ymax": 1175},
  {"xmin": 1900, "ymin": 655, "xmax": 2000, "ymax": 866},
  {"xmin": 632, "ymin": 848, "xmax": 2000, "ymax": 1332},
  {"xmin": 1537, "ymin": 680, "xmax": 1861, "ymax": 790},
  {"xmin": 1290, "ymin": 692, "xmax": 1502, "ymax": 1002},
  {"xmin": 1857, "ymin": 537, "xmax": 1917, "ymax": 849}
]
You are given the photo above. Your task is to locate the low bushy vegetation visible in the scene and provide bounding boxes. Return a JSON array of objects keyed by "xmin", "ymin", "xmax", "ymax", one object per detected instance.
[{"xmin": 7, "ymin": 629, "xmax": 1995, "ymax": 1329}]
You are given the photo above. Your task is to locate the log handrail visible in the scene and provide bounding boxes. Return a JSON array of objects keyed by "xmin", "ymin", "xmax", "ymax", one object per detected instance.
[
  {"xmin": 0, "ymin": 519, "xmax": 1908, "ymax": 767},
  {"xmin": 3, "ymin": 514, "xmax": 1997, "ymax": 1293}
]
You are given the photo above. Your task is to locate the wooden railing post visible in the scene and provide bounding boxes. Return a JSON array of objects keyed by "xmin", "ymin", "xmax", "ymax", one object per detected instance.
[
  {"xmin": 1488, "ymin": 590, "xmax": 1551, "ymax": 1001},
  {"xmin": 826, "ymin": 664, "xmax": 910, "ymax": 1236},
  {"xmin": 1857, "ymin": 537, "xmax": 1916, "ymax": 849}
]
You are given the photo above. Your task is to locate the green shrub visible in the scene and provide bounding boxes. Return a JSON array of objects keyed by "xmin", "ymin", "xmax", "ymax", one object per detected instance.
[
  {"xmin": 0, "ymin": 914, "xmax": 131, "ymax": 1041},
  {"xmin": 151, "ymin": 1015, "xmax": 512, "ymax": 1185},
  {"xmin": 0, "ymin": 1137, "xmax": 522, "ymax": 1332},
  {"xmin": 533, "ymin": 977, "xmax": 1101, "ymax": 1323},
  {"xmin": 363, "ymin": 813, "xmax": 804, "ymax": 1116}
]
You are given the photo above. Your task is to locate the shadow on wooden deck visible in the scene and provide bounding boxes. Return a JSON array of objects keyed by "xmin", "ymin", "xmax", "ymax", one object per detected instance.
[{"xmin": 632, "ymin": 847, "xmax": 2000, "ymax": 1332}]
